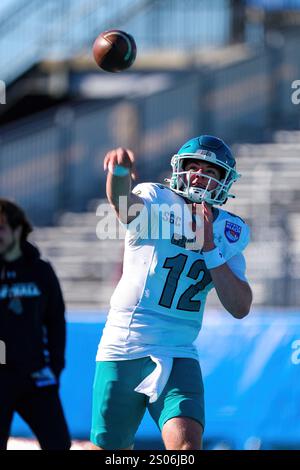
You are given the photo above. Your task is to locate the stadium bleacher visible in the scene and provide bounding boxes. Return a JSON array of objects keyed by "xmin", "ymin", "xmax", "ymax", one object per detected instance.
[
  {"xmin": 32, "ymin": 204, "xmax": 124, "ymax": 310},
  {"xmin": 27, "ymin": 133, "xmax": 300, "ymax": 310}
]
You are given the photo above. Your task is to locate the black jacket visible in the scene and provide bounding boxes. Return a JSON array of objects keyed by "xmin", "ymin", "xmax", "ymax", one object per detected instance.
[{"xmin": 0, "ymin": 241, "xmax": 66, "ymax": 377}]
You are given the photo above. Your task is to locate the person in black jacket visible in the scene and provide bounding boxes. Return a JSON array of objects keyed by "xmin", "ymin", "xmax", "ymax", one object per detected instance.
[{"xmin": 0, "ymin": 199, "xmax": 71, "ymax": 450}]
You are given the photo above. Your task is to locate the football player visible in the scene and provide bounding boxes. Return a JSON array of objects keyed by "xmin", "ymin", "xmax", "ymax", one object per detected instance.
[{"xmin": 90, "ymin": 135, "xmax": 252, "ymax": 450}]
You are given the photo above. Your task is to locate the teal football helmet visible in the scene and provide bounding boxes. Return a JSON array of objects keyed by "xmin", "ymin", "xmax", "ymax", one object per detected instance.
[{"xmin": 168, "ymin": 135, "xmax": 240, "ymax": 205}]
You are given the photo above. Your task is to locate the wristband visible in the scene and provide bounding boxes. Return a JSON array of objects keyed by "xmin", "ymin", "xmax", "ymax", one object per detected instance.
[
  {"xmin": 203, "ymin": 246, "xmax": 226, "ymax": 269},
  {"xmin": 109, "ymin": 163, "xmax": 130, "ymax": 177}
]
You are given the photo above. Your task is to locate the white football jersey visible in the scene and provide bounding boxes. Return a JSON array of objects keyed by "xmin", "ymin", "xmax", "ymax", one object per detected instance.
[{"xmin": 96, "ymin": 183, "xmax": 250, "ymax": 361}]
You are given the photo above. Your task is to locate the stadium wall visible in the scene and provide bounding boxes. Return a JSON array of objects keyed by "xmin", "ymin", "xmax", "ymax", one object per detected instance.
[{"xmin": 10, "ymin": 310, "xmax": 300, "ymax": 450}]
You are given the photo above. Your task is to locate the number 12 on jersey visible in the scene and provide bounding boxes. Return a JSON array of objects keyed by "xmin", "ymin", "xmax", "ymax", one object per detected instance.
[{"xmin": 158, "ymin": 254, "xmax": 212, "ymax": 312}]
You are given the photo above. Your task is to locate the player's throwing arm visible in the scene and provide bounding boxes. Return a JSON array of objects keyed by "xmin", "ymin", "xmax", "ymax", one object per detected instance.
[{"xmin": 104, "ymin": 147, "xmax": 143, "ymax": 224}]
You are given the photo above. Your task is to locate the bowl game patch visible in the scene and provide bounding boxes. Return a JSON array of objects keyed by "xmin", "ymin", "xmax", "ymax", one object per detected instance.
[{"xmin": 224, "ymin": 221, "xmax": 241, "ymax": 243}]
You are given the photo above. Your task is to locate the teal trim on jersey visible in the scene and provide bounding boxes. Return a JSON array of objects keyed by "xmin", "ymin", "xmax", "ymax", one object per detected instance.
[{"xmin": 90, "ymin": 357, "xmax": 205, "ymax": 449}]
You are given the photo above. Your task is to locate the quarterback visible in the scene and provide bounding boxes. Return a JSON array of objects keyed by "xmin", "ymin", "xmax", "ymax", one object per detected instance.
[{"xmin": 90, "ymin": 135, "xmax": 252, "ymax": 450}]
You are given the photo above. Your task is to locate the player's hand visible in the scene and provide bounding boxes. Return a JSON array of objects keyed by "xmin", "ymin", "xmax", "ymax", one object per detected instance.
[
  {"xmin": 103, "ymin": 147, "xmax": 137, "ymax": 180},
  {"xmin": 202, "ymin": 202, "xmax": 215, "ymax": 251}
]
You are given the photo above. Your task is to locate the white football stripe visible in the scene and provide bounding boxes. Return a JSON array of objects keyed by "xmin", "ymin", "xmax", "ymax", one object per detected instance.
[{"xmin": 104, "ymin": 31, "xmax": 133, "ymax": 60}]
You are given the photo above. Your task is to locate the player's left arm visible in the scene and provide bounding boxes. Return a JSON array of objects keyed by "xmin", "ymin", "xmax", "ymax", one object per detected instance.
[{"xmin": 202, "ymin": 203, "xmax": 252, "ymax": 319}]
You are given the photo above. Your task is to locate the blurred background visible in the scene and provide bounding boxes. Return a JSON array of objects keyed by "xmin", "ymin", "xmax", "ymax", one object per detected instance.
[{"xmin": 1, "ymin": 0, "xmax": 300, "ymax": 450}]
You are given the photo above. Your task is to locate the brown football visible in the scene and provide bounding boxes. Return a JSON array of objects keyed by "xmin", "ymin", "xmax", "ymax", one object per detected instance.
[{"xmin": 92, "ymin": 29, "xmax": 137, "ymax": 73}]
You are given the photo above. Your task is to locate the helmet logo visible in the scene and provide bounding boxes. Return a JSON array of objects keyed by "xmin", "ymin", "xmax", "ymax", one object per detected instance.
[{"xmin": 195, "ymin": 149, "xmax": 217, "ymax": 161}]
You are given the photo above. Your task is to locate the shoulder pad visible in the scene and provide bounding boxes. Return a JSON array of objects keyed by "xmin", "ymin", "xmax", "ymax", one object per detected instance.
[{"xmin": 132, "ymin": 182, "xmax": 172, "ymax": 201}]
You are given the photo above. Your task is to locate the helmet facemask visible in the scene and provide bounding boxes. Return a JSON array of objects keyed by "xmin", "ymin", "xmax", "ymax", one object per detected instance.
[{"xmin": 167, "ymin": 153, "xmax": 240, "ymax": 205}]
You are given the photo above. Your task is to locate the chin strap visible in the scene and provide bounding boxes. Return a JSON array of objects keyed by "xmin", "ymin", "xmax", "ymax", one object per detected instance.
[{"xmin": 164, "ymin": 177, "xmax": 236, "ymax": 203}]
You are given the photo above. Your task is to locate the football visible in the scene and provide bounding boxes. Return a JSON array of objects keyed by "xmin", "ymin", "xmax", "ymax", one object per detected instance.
[{"xmin": 92, "ymin": 29, "xmax": 137, "ymax": 72}]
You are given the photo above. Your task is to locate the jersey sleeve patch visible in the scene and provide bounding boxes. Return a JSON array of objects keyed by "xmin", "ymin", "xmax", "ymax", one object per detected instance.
[
  {"xmin": 213, "ymin": 211, "xmax": 250, "ymax": 260},
  {"xmin": 224, "ymin": 220, "xmax": 242, "ymax": 243}
]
